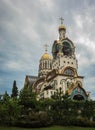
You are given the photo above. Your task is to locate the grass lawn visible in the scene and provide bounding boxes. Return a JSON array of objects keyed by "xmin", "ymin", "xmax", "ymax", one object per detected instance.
[{"xmin": 0, "ymin": 126, "xmax": 95, "ymax": 130}]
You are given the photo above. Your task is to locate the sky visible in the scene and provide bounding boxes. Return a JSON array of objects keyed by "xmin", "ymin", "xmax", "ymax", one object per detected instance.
[{"xmin": 0, "ymin": 0, "xmax": 95, "ymax": 99}]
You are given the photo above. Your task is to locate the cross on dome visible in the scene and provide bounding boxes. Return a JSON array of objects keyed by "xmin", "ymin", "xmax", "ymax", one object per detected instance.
[
  {"xmin": 59, "ymin": 17, "xmax": 64, "ymax": 25},
  {"xmin": 44, "ymin": 44, "xmax": 49, "ymax": 53},
  {"xmin": 58, "ymin": 17, "xmax": 66, "ymax": 39},
  {"xmin": 41, "ymin": 44, "xmax": 52, "ymax": 60}
]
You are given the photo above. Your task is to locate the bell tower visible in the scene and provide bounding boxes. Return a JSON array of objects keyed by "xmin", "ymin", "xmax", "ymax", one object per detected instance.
[{"xmin": 52, "ymin": 18, "xmax": 77, "ymax": 74}]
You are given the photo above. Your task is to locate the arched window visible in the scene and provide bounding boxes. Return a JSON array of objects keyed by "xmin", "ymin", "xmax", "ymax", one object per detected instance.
[
  {"xmin": 45, "ymin": 61, "xmax": 47, "ymax": 69},
  {"xmin": 50, "ymin": 63, "xmax": 52, "ymax": 69},
  {"xmin": 62, "ymin": 42, "xmax": 72, "ymax": 56},
  {"xmin": 64, "ymin": 68, "xmax": 74, "ymax": 76},
  {"xmin": 52, "ymin": 43, "xmax": 59, "ymax": 58}
]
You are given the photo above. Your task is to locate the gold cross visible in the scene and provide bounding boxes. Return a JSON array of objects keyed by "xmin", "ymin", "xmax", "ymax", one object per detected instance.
[
  {"xmin": 44, "ymin": 44, "xmax": 49, "ymax": 52},
  {"xmin": 59, "ymin": 17, "xmax": 64, "ymax": 24}
]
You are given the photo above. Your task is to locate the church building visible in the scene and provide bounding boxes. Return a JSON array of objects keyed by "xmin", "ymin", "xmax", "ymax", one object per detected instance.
[{"xmin": 24, "ymin": 19, "xmax": 90, "ymax": 100}]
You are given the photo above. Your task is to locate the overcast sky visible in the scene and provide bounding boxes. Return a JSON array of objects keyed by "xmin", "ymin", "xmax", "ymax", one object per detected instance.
[{"xmin": 0, "ymin": 0, "xmax": 95, "ymax": 99}]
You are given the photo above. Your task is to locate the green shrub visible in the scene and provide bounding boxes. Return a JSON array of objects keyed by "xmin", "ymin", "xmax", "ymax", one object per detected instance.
[{"xmin": 15, "ymin": 111, "xmax": 53, "ymax": 128}]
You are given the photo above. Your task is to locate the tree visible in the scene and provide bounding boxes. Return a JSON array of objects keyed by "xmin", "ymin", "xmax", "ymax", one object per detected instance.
[
  {"xmin": 82, "ymin": 100, "xmax": 95, "ymax": 120},
  {"xmin": 3, "ymin": 91, "xmax": 10, "ymax": 101},
  {"xmin": 19, "ymin": 87, "xmax": 37, "ymax": 109},
  {"xmin": 0, "ymin": 98, "xmax": 23, "ymax": 125},
  {"xmin": 11, "ymin": 80, "xmax": 18, "ymax": 98}
]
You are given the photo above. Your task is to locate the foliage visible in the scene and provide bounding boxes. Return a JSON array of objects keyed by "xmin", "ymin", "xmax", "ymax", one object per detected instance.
[
  {"xmin": 19, "ymin": 87, "xmax": 37, "ymax": 110},
  {"xmin": 16, "ymin": 111, "xmax": 52, "ymax": 128},
  {"xmin": 17, "ymin": 87, "xmax": 53, "ymax": 127},
  {"xmin": 50, "ymin": 90, "xmax": 95, "ymax": 127},
  {"xmin": 0, "ymin": 98, "xmax": 23, "ymax": 125},
  {"xmin": 3, "ymin": 91, "xmax": 10, "ymax": 101},
  {"xmin": 0, "ymin": 87, "xmax": 95, "ymax": 128},
  {"xmin": 11, "ymin": 80, "xmax": 18, "ymax": 98}
]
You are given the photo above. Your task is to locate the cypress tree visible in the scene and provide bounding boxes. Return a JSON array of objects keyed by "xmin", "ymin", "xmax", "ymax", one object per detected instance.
[{"xmin": 11, "ymin": 80, "xmax": 18, "ymax": 98}]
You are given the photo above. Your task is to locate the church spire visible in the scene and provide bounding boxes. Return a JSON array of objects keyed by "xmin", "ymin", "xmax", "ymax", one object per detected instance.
[{"xmin": 58, "ymin": 17, "xmax": 66, "ymax": 40}]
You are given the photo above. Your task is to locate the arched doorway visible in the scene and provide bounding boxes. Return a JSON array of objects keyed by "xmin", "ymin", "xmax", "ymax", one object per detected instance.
[{"xmin": 73, "ymin": 94, "xmax": 84, "ymax": 100}]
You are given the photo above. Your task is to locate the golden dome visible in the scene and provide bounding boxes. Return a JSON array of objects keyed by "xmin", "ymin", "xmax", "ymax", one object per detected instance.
[
  {"xmin": 41, "ymin": 53, "xmax": 52, "ymax": 60},
  {"xmin": 58, "ymin": 24, "xmax": 66, "ymax": 31}
]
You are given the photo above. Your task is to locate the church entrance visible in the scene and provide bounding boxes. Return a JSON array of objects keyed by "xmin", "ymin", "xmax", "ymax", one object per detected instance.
[{"xmin": 73, "ymin": 94, "xmax": 84, "ymax": 100}]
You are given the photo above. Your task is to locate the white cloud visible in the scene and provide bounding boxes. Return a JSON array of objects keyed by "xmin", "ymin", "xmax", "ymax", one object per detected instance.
[{"xmin": 75, "ymin": 15, "xmax": 83, "ymax": 29}]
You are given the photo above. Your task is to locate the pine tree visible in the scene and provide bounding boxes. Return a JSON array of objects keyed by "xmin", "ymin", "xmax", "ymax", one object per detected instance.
[{"xmin": 11, "ymin": 80, "xmax": 18, "ymax": 98}]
